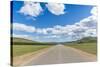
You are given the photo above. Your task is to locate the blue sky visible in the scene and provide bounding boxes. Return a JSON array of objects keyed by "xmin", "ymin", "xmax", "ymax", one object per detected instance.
[{"xmin": 12, "ymin": 1, "xmax": 97, "ymax": 42}]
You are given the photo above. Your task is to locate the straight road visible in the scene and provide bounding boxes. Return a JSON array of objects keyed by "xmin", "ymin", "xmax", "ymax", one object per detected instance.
[{"xmin": 25, "ymin": 45, "xmax": 96, "ymax": 65}]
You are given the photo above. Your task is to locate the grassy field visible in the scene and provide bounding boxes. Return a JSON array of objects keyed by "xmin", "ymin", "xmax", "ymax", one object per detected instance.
[
  {"xmin": 13, "ymin": 45, "xmax": 52, "ymax": 57},
  {"xmin": 66, "ymin": 42, "xmax": 97, "ymax": 55}
]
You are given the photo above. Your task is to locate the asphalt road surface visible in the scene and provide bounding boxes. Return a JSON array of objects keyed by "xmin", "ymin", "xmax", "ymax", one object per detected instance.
[{"xmin": 25, "ymin": 45, "xmax": 96, "ymax": 65}]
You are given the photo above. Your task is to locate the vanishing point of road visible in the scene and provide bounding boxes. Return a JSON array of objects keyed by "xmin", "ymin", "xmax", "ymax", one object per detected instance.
[{"xmin": 24, "ymin": 45, "xmax": 96, "ymax": 65}]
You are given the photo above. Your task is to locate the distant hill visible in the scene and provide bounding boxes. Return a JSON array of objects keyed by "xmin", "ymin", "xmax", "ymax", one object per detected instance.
[
  {"xmin": 11, "ymin": 37, "xmax": 36, "ymax": 43},
  {"xmin": 63, "ymin": 37, "xmax": 97, "ymax": 45},
  {"xmin": 76, "ymin": 37, "xmax": 97, "ymax": 43},
  {"xmin": 11, "ymin": 37, "xmax": 97, "ymax": 45},
  {"xmin": 11, "ymin": 37, "xmax": 55, "ymax": 45}
]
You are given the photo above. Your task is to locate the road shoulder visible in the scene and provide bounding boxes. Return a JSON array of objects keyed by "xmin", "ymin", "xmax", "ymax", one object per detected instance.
[
  {"xmin": 13, "ymin": 46, "xmax": 53, "ymax": 66},
  {"xmin": 65, "ymin": 46, "xmax": 97, "ymax": 61}
]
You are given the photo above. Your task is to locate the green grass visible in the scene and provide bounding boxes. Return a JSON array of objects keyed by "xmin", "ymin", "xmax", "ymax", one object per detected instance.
[
  {"xmin": 66, "ymin": 42, "xmax": 97, "ymax": 55},
  {"xmin": 13, "ymin": 45, "xmax": 52, "ymax": 57}
]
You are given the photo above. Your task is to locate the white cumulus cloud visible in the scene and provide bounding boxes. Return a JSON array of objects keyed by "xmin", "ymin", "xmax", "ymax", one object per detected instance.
[
  {"xmin": 91, "ymin": 7, "xmax": 97, "ymax": 16},
  {"xmin": 36, "ymin": 28, "xmax": 48, "ymax": 34},
  {"xmin": 13, "ymin": 34, "xmax": 29, "ymax": 38},
  {"xmin": 13, "ymin": 34, "xmax": 40, "ymax": 41},
  {"xmin": 13, "ymin": 23, "xmax": 36, "ymax": 33},
  {"xmin": 84, "ymin": 29, "xmax": 97, "ymax": 37},
  {"xmin": 18, "ymin": 2, "xmax": 43, "ymax": 17},
  {"xmin": 46, "ymin": 3, "xmax": 66, "ymax": 15}
]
